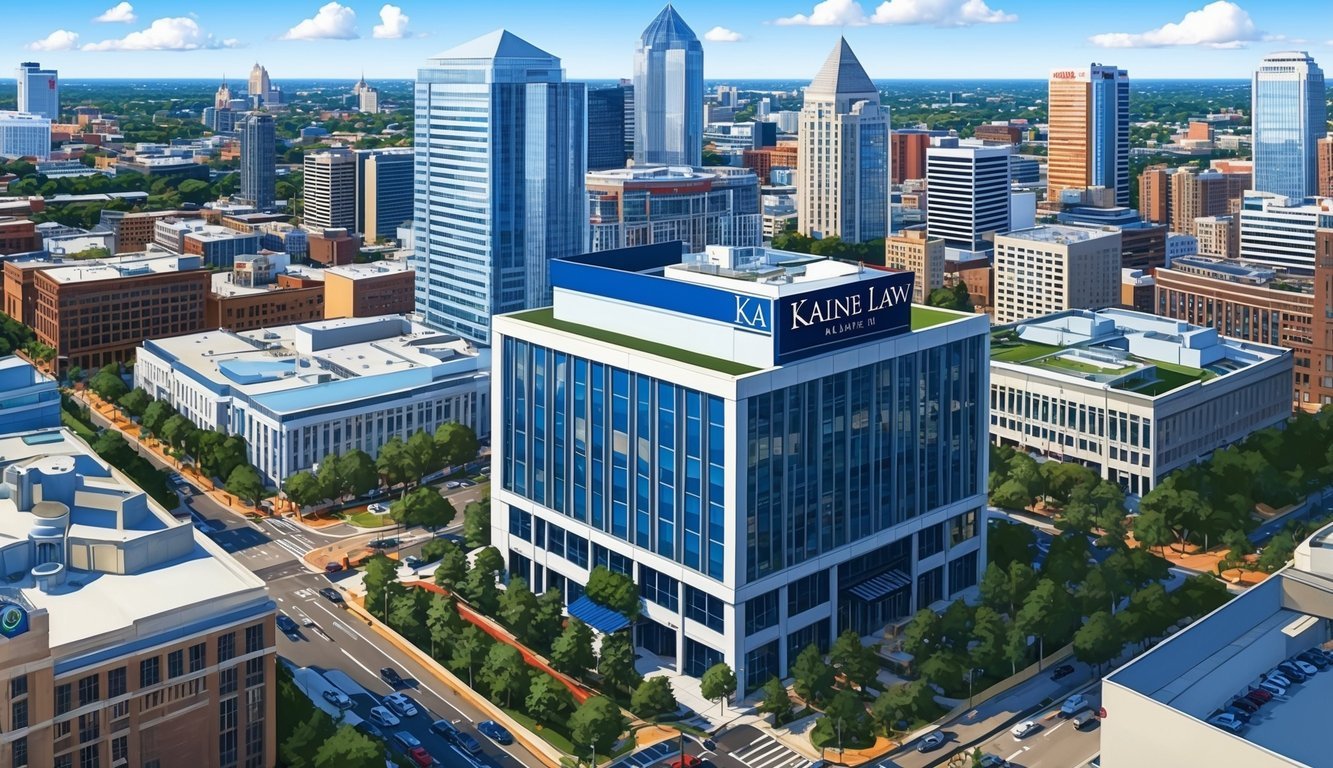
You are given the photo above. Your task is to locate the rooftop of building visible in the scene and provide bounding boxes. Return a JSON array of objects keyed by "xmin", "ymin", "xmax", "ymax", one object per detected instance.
[
  {"xmin": 998, "ymin": 224, "xmax": 1120, "ymax": 245},
  {"xmin": 587, "ymin": 165, "xmax": 730, "ymax": 185},
  {"xmin": 430, "ymin": 29, "xmax": 558, "ymax": 63},
  {"xmin": 28, "ymin": 252, "xmax": 204, "ymax": 284},
  {"xmin": 186, "ymin": 225, "xmax": 260, "ymax": 244},
  {"xmin": 0, "ymin": 111, "xmax": 52, "ymax": 124},
  {"xmin": 141, "ymin": 315, "xmax": 486, "ymax": 416},
  {"xmin": 806, "ymin": 37, "xmax": 878, "ymax": 102},
  {"xmin": 990, "ymin": 308, "xmax": 1286, "ymax": 397},
  {"xmin": 1164, "ymin": 256, "xmax": 1316, "ymax": 293},
  {"xmin": 639, "ymin": 4, "xmax": 700, "ymax": 48},
  {"xmin": 324, "ymin": 260, "xmax": 412, "ymax": 280},
  {"xmin": 120, "ymin": 156, "xmax": 201, "ymax": 167},
  {"xmin": 0, "ymin": 426, "xmax": 267, "ymax": 651}
]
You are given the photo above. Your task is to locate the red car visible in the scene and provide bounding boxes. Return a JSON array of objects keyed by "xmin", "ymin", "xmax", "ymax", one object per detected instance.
[
  {"xmin": 669, "ymin": 757, "xmax": 702, "ymax": 768},
  {"xmin": 1247, "ymin": 688, "xmax": 1273, "ymax": 702},
  {"xmin": 406, "ymin": 746, "xmax": 436, "ymax": 767},
  {"xmin": 1244, "ymin": 691, "xmax": 1269, "ymax": 707}
]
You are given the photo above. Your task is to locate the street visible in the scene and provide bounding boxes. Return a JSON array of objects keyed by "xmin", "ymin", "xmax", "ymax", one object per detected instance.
[{"xmin": 961, "ymin": 692, "xmax": 1101, "ymax": 768}]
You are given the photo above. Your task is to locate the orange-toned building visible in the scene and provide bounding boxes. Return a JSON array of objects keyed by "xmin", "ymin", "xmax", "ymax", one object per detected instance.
[
  {"xmin": 1047, "ymin": 65, "xmax": 1129, "ymax": 206},
  {"xmin": 0, "ymin": 217, "xmax": 40, "ymax": 255},
  {"xmin": 306, "ymin": 228, "xmax": 360, "ymax": 267},
  {"xmin": 103, "ymin": 210, "xmax": 203, "ymax": 254},
  {"xmin": 324, "ymin": 261, "xmax": 415, "ymax": 319},
  {"xmin": 973, "ymin": 124, "xmax": 1021, "ymax": 144},
  {"xmin": 741, "ymin": 144, "xmax": 798, "ymax": 180},
  {"xmin": 1319, "ymin": 136, "xmax": 1333, "ymax": 199},
  {"xmin": 891, "ymin": 130, "xmax": 935, "ymax": 183}
]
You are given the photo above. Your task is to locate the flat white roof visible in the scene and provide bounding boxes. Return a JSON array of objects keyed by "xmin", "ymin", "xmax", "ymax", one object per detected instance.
[
  {"xmin": 324, "ymin": 261, "xmax": 411, "ymax": 280},
  {"xmin": 1000, "ymin": 224, "xmax": 1118, "ymax": 244},
  {"xmin": 39, "ymin": 253, "xmax": 202, "ymax": 284}
]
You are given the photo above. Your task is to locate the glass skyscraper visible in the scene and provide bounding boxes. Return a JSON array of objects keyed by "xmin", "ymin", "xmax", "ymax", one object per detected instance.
[
  {"xmin": 411, "ymin": 30, "xmax": 587, "ymax": 345},
  {"xmin": 238, "ymin": 113, "xmax": 275, "ymax": 210},
  {"xmin": 588, "ymin": 86, "xmax": 630, "ymax": 171},
  {"xmin": 633, "ymin": 5, "xmax": 704, "ymax": 167},
  {"xmin": 1252, "ymin": 51, "xmax": 1327, "ymax": 200}
]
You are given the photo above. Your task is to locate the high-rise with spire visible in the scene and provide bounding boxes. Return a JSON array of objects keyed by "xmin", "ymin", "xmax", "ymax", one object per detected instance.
[
  {"xmin": 411, "ymin": 30, "xmax": 586, "ymax": 344},
  {"xmin": 248, "ymin": 63, "xmax": 270, "ymax": 99},
  {"xmin": 796, "ymin": 38, "xmax": 890, "ymax": 243},
  {"xmin": 215, "ymin": 77, "xmax": 232, "ymax": 109},
  {"xmin": 633, "ymin": 5, "xmax": 703, "ymax": 167}
]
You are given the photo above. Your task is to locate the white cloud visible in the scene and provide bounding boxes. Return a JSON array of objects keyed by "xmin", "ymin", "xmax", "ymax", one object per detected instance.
[
  {"xmin": 1090, "ymin": 1, "xmax": 1260, "ymax": 48},
  {"xmin": 282, "ymin": 2, "xmax": 358, "ymax": 41},
  {"xmin": 704, "ymin": 26, "xmax": 745, "ymax": 42},
  {"xmin": 95, "ymin": 2, "xmax": 137, "ymax": 23},
  {"xmin": 775, "ymin": 0, "xmax": 868, "ymax": 26},
  {"xmin": 372, "ymin": 4, "xmax": 410, "ymax": 38},
  {"xmin": 27, "ymin": 30, "xmax": 81, "ymax": 51},
  {"xmin": 870, "ymin": 0, "xmax": 1015, "ymax": 26},
  {"xmin": 82, "ymin": 17, "xmax": 241, "ymax": 51}
]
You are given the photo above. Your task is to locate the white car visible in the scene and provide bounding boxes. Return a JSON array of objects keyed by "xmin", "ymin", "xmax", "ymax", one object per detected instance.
[
  {"xmin": 1207, "ymin": 713, "xmax": 1244, "ymax": 733},
  {"xmin": 1060, "ymin": 694, "xmax": 1088, "ymax": 716},
  {"xmin": 1267, "ymin": 670, "xmax": 1292, "ymax": 687},
  {"xmin": 368, "ymin": 502, "xmax": 390, "ymax": 514},
  {"xmin": 368, "ymin": 706, "xmax": 400, "ymax": 728},
  {"xmin": 321, "ymin": 689, "xmax": 353, "ymax": 709},
  {"xmin": 383, "ymin": 692, "xmax": 418, "ymax": 717},
  {"xmin": 1289, "ymin": 659, "xmax": 1318, "ymax": 676},
  {"xmin": 1011, "ymin": 720, "xmax": 1039, "ymax": 739},
  {"xmin": 1259, "ymin": 680, "xmax": 1286, "ymax": 697}
]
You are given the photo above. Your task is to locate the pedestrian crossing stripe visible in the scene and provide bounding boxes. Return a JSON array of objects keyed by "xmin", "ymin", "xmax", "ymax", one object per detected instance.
[{"xmin": 731, "ymin": 736, "xmax": 814, "ymax": 768}]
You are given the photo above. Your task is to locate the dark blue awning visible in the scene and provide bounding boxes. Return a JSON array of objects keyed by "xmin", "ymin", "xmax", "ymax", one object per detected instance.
[
  {"xmin": 568, "ymin": 595, "xmax": 631, "ymax": 634},
  {"xmin": 848, "ymin": 570, "xmax": 912, "ymax": 602}
]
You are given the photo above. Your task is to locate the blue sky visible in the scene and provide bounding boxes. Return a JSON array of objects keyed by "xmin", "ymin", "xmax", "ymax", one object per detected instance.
[{"xmin": 12, "ymin": 0, "xmax": 1333, "ymax": 81}]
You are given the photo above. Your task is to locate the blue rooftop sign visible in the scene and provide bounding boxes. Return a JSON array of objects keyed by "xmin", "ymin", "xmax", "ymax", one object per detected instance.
[{"xmin": 774, "ymin": 269, "xmax": 913, "ymax": 363}]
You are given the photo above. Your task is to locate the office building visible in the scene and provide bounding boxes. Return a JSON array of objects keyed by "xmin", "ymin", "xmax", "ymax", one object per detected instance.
[
  {"xmin": 1047, "ymin": 65, "xmax": 1130, "ymax": 206},
  {"xmin": 1196, "ymin": 214, "xmax": 1239, "ymax": 258},
  {"xmin": 238, "ymin": 114, "xmax": 276, "ymax": 210},
  {"xmin": 1101, "ymin": 523, "xmax": 1333, "ymax": 768},
  {"xmin": 247, "ymin": 62, "xmax": 281, "ymax": 106},
  {"xmin": 741, "ymin": 145, "xmax": 799, "ymax": 181},
  {"xmin": 771, "ymin": 111, "xmax": 800, "ymax": 135},
  {"xmin": 0, "ymin": 217, "xmax": 40, "ymax": 255},
  {"xmin": 891, "ymin": 129, "xmax": 948, "ymax": 184},
  {"xmin": 1252, "ymin": 52, "xmax": 1326, "ymax": 199},
  {"xmin": 0, "ymin": 355, "xmax": 60, "ymax": 431},
  {"xmin": 1121, "ymin": 268, "xmax": 1155, "ymax": 312},
  {"xmin": 1059, "ymin": 206, "xmax": 1168, "ymax": 271},
  {"xmin": 0, "ymin": 112, "xmax": 52, "ymax": 161},
  {"xmin": 634, "ymin": 6, "xmax": 704, "ymax": 167},
  {"xmin": 324, "ymin": 261, "xmax": 416, "ymax": 319},
  {"xmin": 136, "ymin": 315, "xmax": 489, "ymax": 485},
  {"xmin": 491, "ymin": 242, "xmax": 988, "ymax": 691},
  {"xmin": 974, "ymin": 123, "xmax": 1021, "ymax": 144},
  {"xmin": 797, "ymin": 38, "xmax": 890, "ymax": 244},
  {"xmin": 154, "ymin": 220, "xmax": 263, "ymax": 269},
  {"xmin": 994, "ymin": 225, "xmax": 1121, "ymax": 324},
  {"xmin": 206, "ymin": 255, "xmax": 326, "ymax": 331},
  {"xmin": 1010, "ymin": 156, "xmax": 1040, "ymax": 185},
  {"xmin": 990, "ymin": 308, "xmax": 1291, "ymax": 495},
  {"xmin": 1156, "ymin": 246, "xmax": 1333, "ymax": 411},
  {"xmin": 355, "ymin": 148, "xmax": 413, "ymax": 244},
  {"xmin": 303, "ymin": 148, "xmax": 357, "ymax": 231},
  {"xmin": 411, "ymin": 30, "xmax": 586, "ymax": 344},
  {"xmin": 16, "ymin": 62, "xmax": 58, "ymax": 120},
  {"xmin": 1238, "ymin": 192, "xmax": 1330, "ymax": 271},
  {"xmin": 588, "ymin": 86, "xmax": 630, "ymax": 171},
  {"xmin": 98, "ymin": 209, "xmax": 203, "ymax": 254},
  {"xmin": 586, "ymin": 165, "xmax": 761, "ymax": 253},
  {"xmin": 1319, "ymin": 135, "xmax": 1333, "ymax": 199},
  {"xmin": 884, "ymin": 226, "xmax": 945, "ymax": 303},
  {"xmin": 116, "ymin": 156, "xmax": 211, "ymax": 183},
  {"xmin": 307, "ymin": 227, "xmax": 360, "ymax": 267},
  {"xmin": 1163, "ymin": 165, "xmax": 1251, "ymax": 236},
  {"xmin": 1139, "ymin": 164, "xmax": 1172, "ymax": 225},
  {"xmin": 703, "ymin": 122, "xmax": 776, "ymax": 155},
  {"xmin": 4, "ymin": 252, "xmax": 210, "ymax": 374},
  {"xmin": 1166, "ymin": 232, "xmax": 1199, "ymax": 264},
  {"xmin": 215, "ymin": 77, "xmax": 233, "ymax": 110},
  {"xmin": 925, "ymin": 138, "xmax": 1011, "ymax": 258},
  {"xmin": 353, "ymin": 74, "xmax": 379, "ymax": 114}
]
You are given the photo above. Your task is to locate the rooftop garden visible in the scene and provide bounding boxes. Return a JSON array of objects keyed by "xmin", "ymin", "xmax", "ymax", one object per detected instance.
[
  {"xmin": 1112, "ymin": 360, "xmax": 1214, "ymax": 396},
  {"xmin": 909, "ymin": 306, "xmax": 966, "ymax": 330}
]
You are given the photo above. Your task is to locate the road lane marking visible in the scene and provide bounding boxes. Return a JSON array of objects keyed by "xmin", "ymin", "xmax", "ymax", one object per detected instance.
[
  {"xmin": 340, "ymin": 648, "xmax": 381, "ymax": 680},
  {"xmin": 1045, "ymin": 721, "xmax": 1067, "ymax": 737},
  {"xmin": 1005, "ymin": 749, "xmax": 1026, "ymax": 761}
]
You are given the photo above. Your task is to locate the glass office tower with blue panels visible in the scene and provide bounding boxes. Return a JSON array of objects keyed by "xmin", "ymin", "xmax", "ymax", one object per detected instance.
[
  {"xmin": 492, "ymin": 243, "xmax": 989, "ymax": 692},
  {"xmin": 1252, "ymin": 51, "xmax": 1326, "ymax": 200},
  {"xmin": 411, "ymin": 30, "xmax": 586, "ymax": 345},
  {"xmin": 633, "ymin": 5, "xmax": 704, "ymax": 167}
]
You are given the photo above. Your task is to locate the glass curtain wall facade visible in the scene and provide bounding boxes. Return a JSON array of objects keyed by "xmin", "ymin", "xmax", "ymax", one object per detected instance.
[
  {"xmin": 1091, "ymin": 70, "xmax": 1130, "ymax": 207},
  {"xmin": 412, "ymin": 32, "xmax": 586, "ymax": 344},
  {"xmin": 633, "ymin": 6, "xmax": 704, "ymax": 167},
  {"xmin": 588, "ymin": 87, "xmax": 629, "ymax": 171},
  {"xmin": 1252, "ymin": 52, "xmax": 1327, "ymax": 200},
  {"xmin": 238, "ymin": 114, "xmax": 275, "ymax": 210}
]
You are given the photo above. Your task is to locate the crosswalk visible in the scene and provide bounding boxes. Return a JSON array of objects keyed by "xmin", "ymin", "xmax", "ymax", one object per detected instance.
[{"xmin": 729, "ymin": 735, "xmax": 815, "ymax": 768}]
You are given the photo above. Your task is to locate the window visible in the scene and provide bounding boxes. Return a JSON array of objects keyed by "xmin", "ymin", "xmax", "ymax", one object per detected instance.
[
  {"xmin": 189, "ymin": 643, "xmax": 206, "ymax": 673},
  {"xmin": 79, "ymin": 745, "xmax": 99, "ymax": 768},
  {"xmin": 917, "ymin": 566, "xmax": 943, "ymax": 608},
  {"xmin": 744, "ymin": 590, "xmax": 779, "ymax": 636},
  {"xmin": 12, "ymin": 698, "xmax": 28, "ymax": 730},
  {"xmin": 245, "ymin": 624, "xmax": 264, "ymax": 654},
  {"xmin": 949, "ymin": 510, "xmax": 978, "ymax": 546},
  {"xmin": 593, "ymin": 544, "xmax": 632, "ymax": 576},
  {"xmin": 112, "ymin": 736, "xmax": 128, "ymax": 765},
  {"xmin": 56, "ymin": 683, "xmax": 73, "ymax": 715},
  {"xmin": 508, "ymin": 507, "xmax": 531, "ymax": 541},
  {"xmin": 11, "ymin": 737, "xmax": 27, "ymax": 768},
  {"xmin": 54, "ymin": 755, "xmax": 72, "ymax": 768},
  {"xmin": 107, "ymin": 667, "xmax": 126, "ymax": 699},
  {"xmin": 245, "ymin": 657, "xmax": 264, "ymax": 688},
  {"xmin": 787, "ymin": 571, "xmax": 829, "ymax": 617},
  {"xmin": 684, "ymin": 586, "xmax": 723, "ymax": 633},
  {"xmin": 565, "ymin": 532, "xmax": 589, "ymax": 568},
  {"xmin": 140, "ymin": 657, "xmax": 160, "ymax": 688},
  {"xmin": 220, "ymin": 667, "xmax": 237, "ymax": 695},
  {"xmin": 917, "ymin": 524, "xmax": 944, "ymax": 559},
  {"xmin": 10, "ymin": 675, "xmax": 27, "ymax": 699},
  {"xmin": 639, "ymin": 566, "xmax": 678, "ymax": 611},
  {"xmin": 949, "ymin": 551, "xmax": 979, "ymax": 595},
  {"xmin": 78, "ymin": 675, "xmax": 99, "ymax": 706},
  {"xmin": 78, "ymin": 712, "xmax": 99, "ymax": 743},
  {"xmin": 218, "ymin": 633, "xmax": 235, "ymax": 663},
  {"xmin": 245, "ymin": 719, "xmax": 265, "ymax": 760},
  {"xmin": 168, "ymin": 650, "xmax": 184, "ymax": 679}
]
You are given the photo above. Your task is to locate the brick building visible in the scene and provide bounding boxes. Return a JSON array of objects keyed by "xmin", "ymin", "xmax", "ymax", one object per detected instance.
[
  {"xmin": 324, "ymin": 261, "xmax": 415, "ymax": 319},
  {"xmin": 0, "ymin": 217, "xmax": 39, "ymax": 255}
]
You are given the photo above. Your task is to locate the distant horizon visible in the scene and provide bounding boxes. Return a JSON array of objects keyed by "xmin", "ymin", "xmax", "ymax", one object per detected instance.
[{"xmin": 14, "ymin": 76, "xmax": 1259, "ymax": 84}]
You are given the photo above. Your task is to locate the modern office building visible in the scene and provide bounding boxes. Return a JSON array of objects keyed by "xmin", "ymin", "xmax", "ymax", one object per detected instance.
[
  {"xmin": 491, "ymin": 242, "xmax": 988, "ymax": 691},
  {"xmin": 1140, "ymin": 164, "xmax": 1252, "ymax": 237},
  {"xmin": 1120, "ymin": 268, "xmax": 1156, "ymax": 312},
  {"xmin": 1101, "ymin": 523, "xmax": 1333, "ymax": 768},
  {"xmin": 1195, "ymin": 214, "xmax": 1239, "ymax": 258},
  {"xmin": 1319, "ymin": 135, "xmax": 1333, "ymax": 199},
  {"xmin": 324, "ymin": 261, "xmax": 416, "ymax": 319},
  {"xmin": 411, "ymin": 30, "xmax": 586, "ymax": 345},
  {"xmin": 205, "ymin": 255, "xmax": 327, "ymax": 332},
  {"xmin": 633, "ymin": 5, "xmax": 704, "ymax": 167},
  {"xmin": 994, "ymin": 225, "xmax": 1121, "ymax": 324},
  {"xmin": 0, "ymin": 355, "xmax": 60, "ymax": 431},
  {"xmin": 586, "ymin": 165, "xmax": 761, "ymax": 253},
  {"xmin": 116, "ymin": 156, "xmax": 212, "ymax": 183},
  {"xmin": 925, "ymin": 138, "xmax": 1011, "ymax": 258},
  {"xmin": 247, "ymin": 62, "xmax": 282, "ymax": 106},
  {"xmin": 891, "ymin": 129, "xmax": 948, "ymax": 184},
  {"xmin": 974, "ymin": 123, "xmax": 1021, "ymax": 144},
  {"xmin": 215, "ymin": 77, "xmax": 233, "ymax": 110},
  {"xmin": 588, "ymin": 86, "xmax": 630, "ymax": 172},
  {"xmin": 355, "ymin": 148, "xmax": 413, "ymax": 244},
  {"xmin": 154, "ymin": 220, "xmax": 263, "ymax": 269},
  {"xmin": 4, "ymin": 253, "xmax": 210, "ymax": 373},
  {"xmin": 742, "ymin": 145, "xmax": 799, "ymax": 181},
  {"xmin": 135, "ymin": 315, "xmax": 490, "ymax": 485},
  {"xmin": 307, "ymin": 227, "xmax": 360, "ymax": 267},
  {"xmin": 353, "ymin": 74, "xmax": 379, "ymax": 114},
  {"xmin": 0, "ymin": 217, "xmax": 40, "ymax": 255},
  {"xmin": 797, "ymin": 38, "xmax": 890, "ymax": 244},
  {"xmin": 97, "ymin": 209, "xmax": 202, "ymax": 254},
  {"xmin": 1047, "ymin": 64, "xmax": 1130, "ymax": 206},
  {"xmin": 1237, "ymin": 192, "xmax": 1331, "ymax": 271},
  {"xmin": 303, "ymin": 147, "xmax": 357, "ymax": 231},
  {"xmin": 1166, "ymin": 232, "xmax": 1199, "ymax": 263},
  {"xmin": 989, "ymin": 308, "xmax": 1292, "ymax": 494},
  {"xmin": 1058, "ymin": 206, "xmax": 1168, "ymax": 271},
  {"xmin": 884, "ymin": 226, "xmax": 945, "ymax": 303},
  {"xmin": 0, "ymin": 112, "xmax": 52, "ymax": 161},
  {"xmin": 238, "ymin": 114, "xmax": 276, "ymax": 210},
  {"xmin": 1252, "ymin": 51, "xmax": 1326, "ymax": 199},
  {"xmin": 16, "ymin": 62, "xmax": 58, "ymax": 120}
]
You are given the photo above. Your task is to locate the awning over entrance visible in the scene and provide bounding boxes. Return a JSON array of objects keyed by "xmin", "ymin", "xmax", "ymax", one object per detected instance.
[
  {"xmin": 568, "ymin": 595, "xmax": 631, "ymax": 634},
  {"xmin": 847, "ymin": 570, "xmax": 911, "ymax": 602}
]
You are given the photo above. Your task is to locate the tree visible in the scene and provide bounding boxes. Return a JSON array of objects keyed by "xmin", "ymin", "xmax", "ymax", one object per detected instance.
[
  {"xmin": 919, "ymin": 650, "xmax": 966, "ymax": 693},
  {"xmin": 433, "ymin": 545, "xmax": 469, "ymax": 589},
  {"xmin": 550, "ymin": 619, "xmax": 595, "ymax": 677},
  {"xmin": 830, "ymin": 629, "xmax": 879, "ymax": 690},
  {"xmin": 1133, "ymin": 508, "xmax": 1173, "ymax": 554},
  {"xmin": 1043, "ymin": 534, "xmax": 1092, "ymax": 587},
  {"xmin": 526, "ymin": 672, "xmax": 575, "ymax": 724},
  {"xmin": 811, "ymin": 688, "xmax": 873, "ymax": 749},
  {"xmin": 1073, "ymin": 611, "xmax": 1122, "ymax": 676},
  {"xmin": 1258, "ymin": 530, "xmax": 1296, "ymax": 572},
  {"xmin": 389, "ymin": 591, "xmax": 425, "ymax": 645},
  {"xmin": 161, "ymin": 414, "xmax": 192, "ymax": 451},
  {"xmin": 498, "ymin": 577, "xmax": 539, "ymax": 640},
  {"xmin": 375, "ymin": 435, "xmax": 417, "ymax": 493},
  {"xmin": 978, "ymin": 562, "xmax": 1011, "ymax": 615},
  {"xmin": 141, "ymin": 399, "xmax": 175, "ymax": 436},
  {"xmin": 458, "ymin": 566, "xmax": 499, "ymax": 614},
  {"xmin": 425, "ymin": 592, "xmax": 463, "ymax": 659},
  {"xmin": 118, "ymin": 387, "xmax": 152, "ymax": 418},
  {"xmin": 435, "ymin": 421, "xmax": 479, "ymax": 468},
  {"xmin": 758, "ymin": 677, "xmax": 794, "ymax": 725},
  {"xmin": 283, "ymin": 470, "xmax": 326, "ymax": 518},
  {"xmin": 474, "ymin": 546, "xmax": 504, "ymax": 578},
  {"xmin": 89, "ymin": 368, "xmax": 129, "ymax": 402},
  {"xmin": 598, "ymin": 631, "xmax": 641, "ymax": 693},
  {"xmin": 281, "ymin": 710, "xmax": 328, "ymax": 767},
  {"xmin": 901, "ymin": 609, "xmax": 943, "ymax": 659},
  {"xmin": 226, "ymin": 464, "xmax": 265, "ymax": 506},
  {"xmin": 925, "ymin": 281, "xmax": 974, "ymax": 313},
  {"xmin": 568, "ymin": 696, "xmax": 627, "ymax": 762},
  {"xmin": 336, "ymin": 450, "xmax": 378, "ymax": 498},
  {"xmin": 312, "ymin": 725, "xmax": 382, "ymax": 768},
  {"xmin": 392, "ymin": 486, "xmax": 456, "ymax": 532},
  {"xmin": 407, "ymin": 429, "xmax": 440, "ymax": 475},
  {"xmin": 480, "ymin": 643, "xmax": 527, "ymax": 707},
  {"xmin": 464, "ymin": 499, "xmax": 491, "ymax": 548},
  {"xmin": 528, "ymin": 589, "xmax": 565, "ymax": 654},
  {"xmin": 630, "ymin": 676, "xmax": 677, "ymax": 718},
  {"xmin": 584, "ymin": 566, "xmax": 641, "ymax": 619},
  {"xmin": 699, "ymin": 662, "xmax": 737, "ymax": 715},
  {"xmin": 362, "ymin": 554, "xmax": 405, "ymax": 622},
  {"xmin": 1014, "ymin": 579, "xmax": 1065, "ymax": 662},
  {"xmin": 969, "ymin": 606, "xmax": 1010, "ymax": 673},
  {"xmin": 449, "ymin": 625, "xmax": 490, "ymax": 688},
  {"xmin": 872, "ymin": 679, "xmax": 938, "ymax": 734},
  {"xmin": 987, "ymin": 520, "xmax": 1036, "ymax": 569},
  {"xmin": 1173, "ymin": 573, "xmax": 1230, "ymax": 621},
  {"xmin": 791, "ymin": 643, "xmax": 834, "ymax": 704}
]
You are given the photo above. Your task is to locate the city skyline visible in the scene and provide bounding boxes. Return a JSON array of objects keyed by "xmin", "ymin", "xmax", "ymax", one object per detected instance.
[{"xmin": 10, "ymin": 0, "xmax": 1333, "ymax": 80}]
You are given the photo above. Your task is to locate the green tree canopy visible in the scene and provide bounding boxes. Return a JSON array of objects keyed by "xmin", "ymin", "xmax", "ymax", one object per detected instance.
[
  {"xmin": 630, "ymin": 676, "xmax": 678, "ymax": 718},
  {"xmin": 568, "ymin": 696, "xmax": 627, "ymax": 760},
  {"xmin": 550, "ymin": 619, "xmax": 596, "ymax": 677},
  {"xmin": 225, "ymin": 464, "xmax": 265, "ymax": 506},
  {"xmin": 584, "ymin": 566, "xmax": 641, "ymax": 619}
]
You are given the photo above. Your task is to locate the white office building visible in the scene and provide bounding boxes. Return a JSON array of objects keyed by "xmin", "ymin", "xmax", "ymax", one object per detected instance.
[
  {"xmin": 303, "ymin": 147, "xmax": 357, "ymax": 232},
  {"xmin": 994, "ymin": 225, "xmax": 1121, "ymax": 324},
  {"xmin": 134, "ymin": 315, "xmax": 490, "ymax": 485},
  {"xmin": 925, "ymin": 138, "xmax": 1011, "ymax": 259},
  {"xmin": 16, "ymin": 62, "xmax": 58, "ymax": 120},
  {"xmin": 989, "ymin": 309, "xmax": 1292, "ymax": 495},
  {"xmin": 491, "ymin": 242, "xmax": 988, "ymax": 691},
  {"xmin": 1238, "ymin": 192, "xmax": 1331, "ymax": 271},
  {"xmin": 0, "ymin": 111, "xmax": 52, "ymax": 161}
]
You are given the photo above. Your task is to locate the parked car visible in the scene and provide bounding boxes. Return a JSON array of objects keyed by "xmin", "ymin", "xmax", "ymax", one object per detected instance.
[
  {"xmin": 168, "ymin": 473, "xmax": 186, "ymax": 486},
  {"xmin": 458, "ymin": 480, "xmax": 476, "ymax": 488},
  {"xmin": 367, "ymin": 538, "xmax": 399, "ymax": 549},
  {"xmin": 1278, "ymin": 662, "xmax": 1309, "ymax": 682},
  {"xmin": 393, "ymin": 731, "xmax": 422, "ymax": 751},
  {"xmin": 1266, "ymin": 670, "xmax": 1292, "ymax": 687},
  {"xmin": 380, "ymin": 667, "xmax": 405, "ymax": 688},
  {"xmin": 405, "ymin": 747, "xmax": 436, "ymax": 768},
  {"xmin": 1049, "ymin": 664, "xmax": 1076, "ymax": 681},
  {"xmin": 669, "ymin": 757, "xmax": 701, "ymax": 768},
  {"xmin": 1229, "ymin": 698, "xmax": 1258, "ymax": 714},
  {"xmin": 1010, "ymin": 720, "xmax": 1039, "ymax": 739},
  {"xmin": 431, "ymin": 720, "xmax": 481, "ymax": 754},
  {"xmin": 977, "ymin": 755, "xmax": 1011, "ymax": 768},
  {"xmin": 444, "ymin": 481, "xmax": 461, "ymax": 489},
  {"xmin": 1244, "ymin": 690, "xmax": 1270, "ymax": 706},
  {"xmin": 321, "ymin": 689, "xmax": 353, "ymax": 709},
  {"xmin": 318, "ymin": 587, "xmax": 344, "ymax": 605},
  {"xmin": 1298, "ymin": 650, "xmax": 1329, "ymax": 669},
  {"xmin": 368, "ymin": 503, "xmax": 390, "ymax": 514},
  {"xmin": 368, "ymin": 706, "xmax": 400, "ymax": 728},
  {"xmin": 1259, "ymin": 679, "xmax": 1286, "ymax": 697},
  {"xmin": 324, "ymin": 561, "xmax": 344, "ymax": 574},
  {"xmin": 1060, "ymin": 695, "xmax": 1088, "ymax": 717},
  {"xmin": 439, "ymin": 533, "xmax": 466, "ymax": 546},
  {"xmin": 404, "ymin": 555, "xmax": 425, "ymax": 569},
  {"xmin": 916, "ymin": 732, "xmax": 945, "ymax": 753},
  {"xmin": 355, "ymin": 720, "xmax": 383, "ymax": 740},
  {"xmin": 1289, "ymin": 658, "xmax": 1319, "ymax": 676},
  {"xmin": 276, "ymin": 614, "xmax": 298, "ymax": 634},
  {"xmin": 477, "ymin": 720, "xmax": 513, "ymax": 745},
  {"xmin": 1208, "ymin": 713, "xmax": 1245, "ymax": 733},
  {"xmin": 1223, "ymin": 706, "xmax": 1251, "ymax": 723},
  {"xmin": 453, "ymin": 731, "xmax": 483, "ymax": 755},
  {"xmin": 383, "ymin": 692, "xmax": 418, "ymax": 717},
  {"xmin": 1072, "ymin": 711, "xmax": 1097, "ymax": 730}
]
